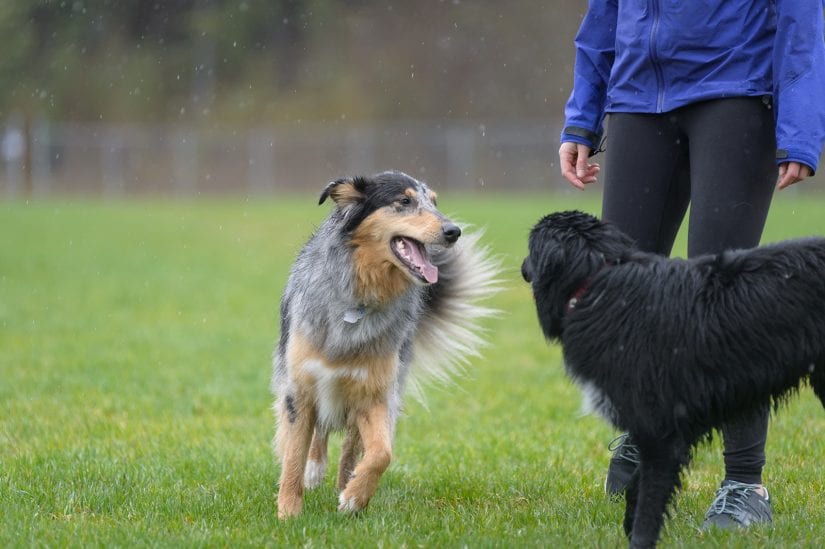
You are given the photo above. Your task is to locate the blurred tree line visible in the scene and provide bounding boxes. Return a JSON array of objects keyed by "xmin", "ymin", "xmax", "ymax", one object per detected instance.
[{"xmin": 0, "ymin": 0, "xmax": 584, "ymax": 125}]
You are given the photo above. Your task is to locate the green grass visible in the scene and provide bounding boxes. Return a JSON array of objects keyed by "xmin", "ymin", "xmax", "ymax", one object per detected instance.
[{"xmin": 2, "ymin": 193, "xmax": 824, "ymax": 547}]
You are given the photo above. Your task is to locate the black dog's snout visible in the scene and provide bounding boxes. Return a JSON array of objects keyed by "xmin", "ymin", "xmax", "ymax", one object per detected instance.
[
  {"xmin": 521, "ymin": 257, "xmax": 532, "ymax": 283},
  {"xmin": 442, "ymin": 223, "xmax": 461, "ymax": 243}
]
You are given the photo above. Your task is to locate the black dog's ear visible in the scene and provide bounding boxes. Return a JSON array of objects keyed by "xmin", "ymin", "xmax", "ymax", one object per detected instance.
[
  {"xmin": 531, "ymin": 234, "xmax": 567, "ymax": 283},
  {"xmin": 319, "ymin": 177, "xmax": 367, "ymax": 206}
]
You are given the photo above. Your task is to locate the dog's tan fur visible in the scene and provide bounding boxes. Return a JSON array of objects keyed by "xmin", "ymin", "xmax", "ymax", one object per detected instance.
[
  {"xmin": 350, "ymin": 205, "xmax": 444, "ymax": 305},
  {"xmin": 326, "ymin": 180, "xmax": 364, "ymax": 206},
  {"xmin": 276, "ymin": 318, "xmax": 404, "ymax": 517}
]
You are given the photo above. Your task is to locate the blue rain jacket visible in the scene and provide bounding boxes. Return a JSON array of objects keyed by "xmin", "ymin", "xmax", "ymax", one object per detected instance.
[{"xmin": 562, "ymin": 0, "xmax": 825, "ymax": 171}]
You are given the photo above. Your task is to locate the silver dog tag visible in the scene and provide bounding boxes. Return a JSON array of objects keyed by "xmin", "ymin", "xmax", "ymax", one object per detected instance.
[{"xmin": 343, "ymin": 306, "xmax": 366, "ymax": 324}]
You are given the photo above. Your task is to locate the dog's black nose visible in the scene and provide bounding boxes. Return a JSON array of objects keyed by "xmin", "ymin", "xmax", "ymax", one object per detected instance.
[
  {"xmin": 521, "ymin": 258, "xmax": 532, "ymax": 283},
  {"xmin": 442, "ymin": 223, "xmax": 461, "ymax": 243}
]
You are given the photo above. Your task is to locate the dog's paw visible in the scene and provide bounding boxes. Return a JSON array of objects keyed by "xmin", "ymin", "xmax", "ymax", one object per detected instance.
[
  {"xmin": 277, "ymin": 508, "xmax": 298, "ymax": 520},
  {"xmin": 304, "ymin": 459, "xmax": 326, "ymax": 489},
  {"xmin": 337, "ymin": 491, "xmax": 366, "ymax": 513},
  {"xmin": 277, "ymin": 498, "xmax": 302, "ymax": 520}
]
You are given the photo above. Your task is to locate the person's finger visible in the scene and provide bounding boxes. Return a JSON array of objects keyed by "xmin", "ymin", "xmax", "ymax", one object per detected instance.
[
  {"xmin": 777, "ymin": 173, "xmax": 795, "ymax": 189},
  {"xmin": 777, "ymin": 162, "xmax": 810, "ymax": 190},
  {"xmin": 558, "ymin": 143, "xmax": 576, "ymax": 173},
  {"xmin": 580, "ymin": 164, "xmax": 601, "ymax": 184},
  {"xmin": 559, "ymin": 143, "xmax": 585, "ymax": 190},
  {"xmin": 575, "ymin": 144, "xmax": 591, "ymax": 179},
  {"xmin": 562, "ymin": 167, "xmax": 585, "ymax": 190},
  {"xmin": 573, "ymin": 145, "xmax": 600, "ymax": 187},
  {"xmin": 777, "ymin": 162, "xmax": 795, "ymax": 189}
]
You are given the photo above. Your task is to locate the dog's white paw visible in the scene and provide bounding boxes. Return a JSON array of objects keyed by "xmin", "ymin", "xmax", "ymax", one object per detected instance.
[
  {"xmin": 337, "ymin": 491, "xmax": 364, "ymax": 513},
  {"xmin": 304, "ymin": 460, "xmax": 326, "ymax": 489}
]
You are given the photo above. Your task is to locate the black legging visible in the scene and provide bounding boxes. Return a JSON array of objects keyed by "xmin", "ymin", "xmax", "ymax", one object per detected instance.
[{"xmin": 602, "ymin": 97, "xmax": 777, "ymax": 485}]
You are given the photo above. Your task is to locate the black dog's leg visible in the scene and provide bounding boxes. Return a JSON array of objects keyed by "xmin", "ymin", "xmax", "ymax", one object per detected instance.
[{"xmin": 627, "ymin": 443, "xmax": 686, "ymax": 549}]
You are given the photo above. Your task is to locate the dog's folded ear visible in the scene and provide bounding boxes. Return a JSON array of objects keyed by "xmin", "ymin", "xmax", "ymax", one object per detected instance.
[{"xmin": 319, "ymin": 177, "xmax": 367, "ymax": 206}]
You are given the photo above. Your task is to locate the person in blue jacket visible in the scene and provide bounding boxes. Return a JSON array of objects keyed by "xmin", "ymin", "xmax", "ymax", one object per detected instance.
[{"xmin": 558, "ymin": 0, "xmax": 825, "ymax": 530}]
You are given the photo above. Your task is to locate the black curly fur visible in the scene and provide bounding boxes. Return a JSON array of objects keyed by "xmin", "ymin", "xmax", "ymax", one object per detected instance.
[{"xmin": 523, "ymin": 210, "xmax": 825, "ymax": 548}]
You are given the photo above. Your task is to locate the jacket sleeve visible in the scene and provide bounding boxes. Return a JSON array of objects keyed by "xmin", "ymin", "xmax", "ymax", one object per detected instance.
[
  {"xmin": 773, "ymin": 0, "xmax": 825, "ymax": 173},
  {"xmin": 560, "ymin": 0, "xmax": 618, "ymax": 151}
]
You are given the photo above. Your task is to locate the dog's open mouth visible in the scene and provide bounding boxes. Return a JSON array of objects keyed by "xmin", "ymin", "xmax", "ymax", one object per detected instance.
[{"xmin": 391, "ymin": 236, "xmax": 438, "ymax": 283}]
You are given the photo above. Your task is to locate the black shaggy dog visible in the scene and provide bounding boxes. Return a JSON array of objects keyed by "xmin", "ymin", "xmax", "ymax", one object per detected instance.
[{"xmin": 521, "ymin": 210, "xmax": 825, "ymax": 549}]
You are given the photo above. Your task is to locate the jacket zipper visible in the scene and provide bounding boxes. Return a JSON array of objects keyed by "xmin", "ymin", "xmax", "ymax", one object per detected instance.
[{"xmin": 648, "ymin": 0, "xmax": 665, "ymax": 112}]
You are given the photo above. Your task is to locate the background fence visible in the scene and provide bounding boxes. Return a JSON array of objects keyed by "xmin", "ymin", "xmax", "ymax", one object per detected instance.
[
  {"xmin": 0, "ymin": 119, "xmax": 576, "ymax": 197},
  {"xmin": 3, "ymin": 118, "xmax": 823, "ymax": 197}
]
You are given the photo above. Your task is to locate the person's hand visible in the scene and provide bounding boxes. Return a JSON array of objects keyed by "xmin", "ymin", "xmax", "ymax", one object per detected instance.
[
  {"xmin": 777, "ymin": 161, "xmax": 812, "ymax": 190},
  {"xmin": 559, "ymin": 141, "xmax": 600, "ymax": 190}
]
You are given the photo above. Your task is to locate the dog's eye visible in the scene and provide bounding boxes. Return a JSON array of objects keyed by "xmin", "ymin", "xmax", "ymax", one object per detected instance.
[{"xmin": 400, "ymin": 197, "xmax": 412, "ymax": 206}]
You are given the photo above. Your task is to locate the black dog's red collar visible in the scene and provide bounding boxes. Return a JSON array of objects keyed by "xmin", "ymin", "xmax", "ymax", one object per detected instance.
[
  {"xmin": 565, "ymin": 283, "xmax": 589, "ymax": 313},
  {"xmin": 565, "ymin": 261, "xmax": 615, "ymax": 314}
]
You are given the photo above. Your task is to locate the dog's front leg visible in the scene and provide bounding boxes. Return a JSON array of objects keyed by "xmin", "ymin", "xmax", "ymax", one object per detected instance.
[
  {"xmin": 304, "ymin": 428, "xmax": 329, "ymax": 489},
  {"xmin": 337, "ymin": 424, "xmax": 363, "ymax": 492},
  {"xmin": 338, "ymin": 401, "xmax": 391, "ymax": 513},
  {"xmin": 276, "ymin": 393, "xmax": 316, "ymax": 519},
  {"xmin": 628, "ymin": 447, "xmax": 683, "ymax": 549}
]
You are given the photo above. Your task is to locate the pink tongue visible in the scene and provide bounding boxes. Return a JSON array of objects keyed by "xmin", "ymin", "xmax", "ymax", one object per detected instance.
[
  {"xmin": 404, "ymin": 238, "xmax": 438, "ymax": 283},
  {"xmin": 420, "ymin": 262, "xmax": 438, "ymax": 283}
]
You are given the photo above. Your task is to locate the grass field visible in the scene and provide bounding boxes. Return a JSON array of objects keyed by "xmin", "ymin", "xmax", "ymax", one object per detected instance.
[{"xmin": 2, "ymin": 193, "xmax": 825, "ymax": 547}]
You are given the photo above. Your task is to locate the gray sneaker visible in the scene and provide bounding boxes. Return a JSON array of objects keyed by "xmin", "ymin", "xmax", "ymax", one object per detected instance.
[
  {"xmin": 703, "ymin": 480, "xmax": 773, "ymax": 529},
  {"xmin": 605, "ymin": 433, "xmax": 640, "ymax": 496}
]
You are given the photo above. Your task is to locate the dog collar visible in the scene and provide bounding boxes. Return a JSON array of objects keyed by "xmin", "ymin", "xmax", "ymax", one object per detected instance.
[
  {"xmin": 565, "ymin": 261, "xmax": 615, "ymax": 314},
  {"xmin": 565, "ymin": 283, "xmax": 589, "ymax": 314}
]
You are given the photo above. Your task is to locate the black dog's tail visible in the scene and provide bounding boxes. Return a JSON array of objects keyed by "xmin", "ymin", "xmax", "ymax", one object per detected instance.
[{"xmin": 811, "ymin": 360, "xmax": 825, "ymax": 410}]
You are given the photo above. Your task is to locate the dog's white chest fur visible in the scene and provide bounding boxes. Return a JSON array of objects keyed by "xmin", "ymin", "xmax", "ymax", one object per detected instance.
[
  {"xmin": 579, "ymin": 380, "xmax": 620, "ymax": 425},
  {"xmin": 301, "ymin": 359, "xmax": 369, "ymax": 428},
  {"xmin": 562, "ymin": 359, "xmax": 619, "ymax": 424}
]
